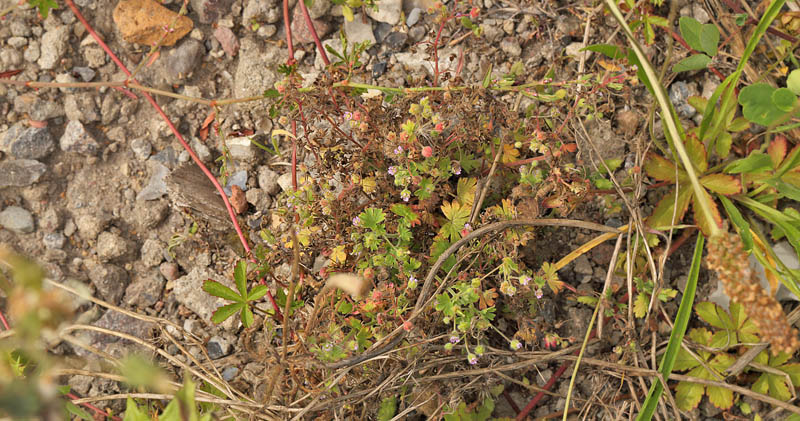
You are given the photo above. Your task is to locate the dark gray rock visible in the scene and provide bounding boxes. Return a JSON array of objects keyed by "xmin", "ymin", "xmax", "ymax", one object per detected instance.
[
  {"xmin": 60, "ymin": 120, "xmax": 100, "ymax": 156},
  {"xmin": 0, "ymin": 159, "xmax": 47, "ymax": 188},
  {"xmin": 669, "ymin": 81, "xmax": 699, "ymax": 118},
  {"xmin": 162, "ymin": 40, "xmax": 204, "ymax": 84},
  {"xmin": 82, "ymin": 310, "xmax": 154, "ymax": 356},
  {"xmin": 0, "ymin": 206, "xmax": 35, "ymax": 234},
  {"xmin": 123, "ymin": 271, "xmax": 165, "ymax": 308},
  {"xmin": 207, "ymin": 335, "xmax": 231, "ymax": 359},
  {"xmin": 136, "ymin": 162, "xmax": 170, "ymax": 201},
  {"xmin": 1, "ymin": 123, "xmax": 55, "ymax": 159},
  {"xmin": 85, "ymin": 261, "xmax": 129, "ymax": 304},
  {"xmin": 222, "ymin": 366, "xmax": 239, "ymax": 381},
  {"xmin": 383, "ymin": 31, "xmax": 407, "ymax": 50},
  {"xmin": 257, "ymin": 166, "xmax": 281, "ymax": 195},
  {"xmin": 372, "ymin": 61, "xmax": 387, "ymax": 78},
  {"xmin": 72, "ymin": 67, "xmax": 97, "ymax": 82}
]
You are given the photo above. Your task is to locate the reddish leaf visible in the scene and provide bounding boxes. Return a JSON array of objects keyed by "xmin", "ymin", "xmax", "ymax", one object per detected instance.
[
  {"xmin": 685, "ymin": 133, "xmax": 708, "ymax": 173},
  {"xmin": 646, "ymin": 186, "xmax": 693, "ymax": 230},
  {"xmin": 198, "ymin": 110, "xmax": 216, "ymax": 141},
  {"xmin": 644, "ymin": 153, "xmax": 680, "ymax": 182},
  {"xmin": 700, "ymin": 173, "xmax": 741, "ymax": 195},
  {"xmin": 561, "ymin": 143, "xmax": 577, "ymax": 153},
  {"xmin": 693, "ymin": 188, "xmax": 722, "ymax": 235},
  {"xmin": 0, "ymin": 69, "xmax": 23, "ymax": 78},
  {"xmin": 768, "ymin": 135, "xmax": 788, "ymax": 167}
]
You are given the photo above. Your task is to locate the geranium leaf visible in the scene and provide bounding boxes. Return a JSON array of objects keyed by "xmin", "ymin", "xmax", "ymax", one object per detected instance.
[
  {"xmin": 701, "ymin": 174, "xmax": 741, "ymax": 195},
  {"xmin": 203, "ymin": 280, "xmax": 243, "ymax": 302},
  {"xmin": 211, "ymin": 303, "xmax": 243, "ymax": 324}
]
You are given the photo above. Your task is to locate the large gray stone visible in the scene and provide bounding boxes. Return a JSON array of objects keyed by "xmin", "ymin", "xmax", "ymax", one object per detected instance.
[
  {"xmin": 173, "ymin": 267, "xmax": 238, "ymax": 329},
  {"xmin": 366, "ymin": 0, "xmax": 402, "ymax": 25},
  {"xmin": 1, "ymin": 123, "xmax": 55, "ymax": 159},
  {"xmin": 161, "ymin": 39, "xmax": 204, "ymax": 84},
  {"xmin": 0, "ymin": 206, "xmax": 35, "ymax": 234},
  {"xmin": 85, "ymin": 260, "xmax": 129, "ymax": 304},
  {"xmin": 233, "ymin": 37, "xmax": 281, "ymax": 105},
  {"xmin": 344, "ymin": 13, "xmax": 376, "ymax": 45},
  {"xmin": 38, "ymin": 25, "xmax": 70, "ymax": 70},
  {"xmin": 0, "ymin": 159, "xmax": 47, "ymax": 188}
]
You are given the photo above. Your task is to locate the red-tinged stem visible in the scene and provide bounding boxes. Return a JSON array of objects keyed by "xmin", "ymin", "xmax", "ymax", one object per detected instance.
[
  {"xmin": 283, "ymin": 0, "xmax": 295, "ymax": 64},
  {"xmin": 0, "ymin": 309, "xmax": 9, "ymax": 330},
  {"xmin": 515, "ymin": 359, "xmax": 571, "ymax": 420},
  {"xmin": 292, "ymin": 120, "xmax": 298, "ymax": 191},
  {"xmin": 432, "ymin": 17, "xmax": 448, "ymax": 86},
  {"xmin": 64, "ymin": 0, "xmax": 282, "ymax": 319},
  {"xmin": 66, "ymin": 392, "xmax": 122, "ymax": 421},
  {"xmin": 298, "ymin": 0, "xmax": 329, "ymax": 66},
  {"xmin": 503, "ymin": 389, "xmax": 521, "ymax": 414}
]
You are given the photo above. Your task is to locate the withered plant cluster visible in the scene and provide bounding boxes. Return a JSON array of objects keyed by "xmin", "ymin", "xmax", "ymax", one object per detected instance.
[{"xmin": 706, "ymin": 231, "xmax": 800, "ymax": 355}]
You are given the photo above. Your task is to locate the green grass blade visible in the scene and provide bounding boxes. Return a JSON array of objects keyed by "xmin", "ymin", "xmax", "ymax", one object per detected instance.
[{"xmin": 637, "ymin": 234, "xmax": 704, "ymax": 420}]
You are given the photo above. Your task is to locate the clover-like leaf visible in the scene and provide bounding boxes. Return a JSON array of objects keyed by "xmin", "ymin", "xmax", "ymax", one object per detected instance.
[
  {"xmin": 644, "ymin": 153, "xmax": 680, "ymax": 182},
  {"xmin": 739, "ymin": 83, "xmax": 785, "ymax": 126},
  {"xmin": 673, "ymin": 54, "xmax": 711, "ymax": 73},
  {"xmin": 772, "ymin": 88, "xmax": 797, "ymax": 112}
]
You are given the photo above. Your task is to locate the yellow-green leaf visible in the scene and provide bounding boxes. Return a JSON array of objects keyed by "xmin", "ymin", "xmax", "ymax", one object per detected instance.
[{"xmin": 701, "ymin": 174, "xmax": 741, "ymax": 195}]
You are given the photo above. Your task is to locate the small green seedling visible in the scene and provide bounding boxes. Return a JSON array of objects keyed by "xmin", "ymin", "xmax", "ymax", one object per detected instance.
[{"xmin": 203, "ymin": 260, "xmax": 268, "ymax": 328}]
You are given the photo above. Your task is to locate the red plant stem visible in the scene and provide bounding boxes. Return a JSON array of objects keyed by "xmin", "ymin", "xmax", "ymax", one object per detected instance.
[
  {"xmin": 432, "ymin": 17, "xmax": 448, "ymax": 86},
  {"xmin": 66, "ymin": 392, "xmax": 122, "ymax": 421},
  {"xmin": 292, "ymin": 120, "xmax": 298, "ymax": 191},
  {"xmin": 0, "ymin": 309, "xmax": 9, "ymax": 330},
  {"xmin": 283, "ymin": 0, "xmax": 295, "ymax": 64},
  {"xmin": 64, "ymin": 0, "xmax": 282, "ymax": 319},
  {"xmin": 298, "ymin": 0, "xmax": 329, "ymax": 66},
  {"xmin": 503, "ymin": 389, "xmax": 521, "ymax": 414},
  {"xmin": 515, "ymin": 358, "xmax": 572, "ymax": 420}
]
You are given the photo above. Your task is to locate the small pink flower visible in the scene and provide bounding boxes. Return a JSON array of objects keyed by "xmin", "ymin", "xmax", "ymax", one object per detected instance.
[
  {"xmin": 469, "ymin": 7, "xmax": 480, "ymax": 18},
  {"xmin": 403, "ymin": 321, "xmax": 414, "ymax": 331},
  {"xmin": 422, "ymin": 146, "xmax": 433, "ymax": 158},
  {"xmin": 435, "ymin": 122, "xmax": 444, "ymax": 131}
]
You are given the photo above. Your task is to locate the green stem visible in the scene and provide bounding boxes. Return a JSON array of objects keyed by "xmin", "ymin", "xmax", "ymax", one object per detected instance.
[{"xmin": 603, "ymin": 0, "xmax": 721, "ymax": 237}]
